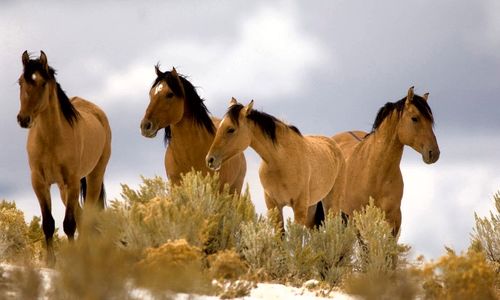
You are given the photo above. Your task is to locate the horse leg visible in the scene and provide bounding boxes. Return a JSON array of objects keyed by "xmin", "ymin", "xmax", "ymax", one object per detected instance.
[
  {"xmin": 31, "ymin": 175, "xmax": 55, "ymax": 267},
  {"xmin": 324, "ymin": 159, "xmax": 346, "ymax": 215},
  {"xmin": 305, "ymin": 204, "xmax": 321, "ymax": 228},
  {"xmin": 63, "ymin": 177, "xmax": 80, "ymax": 240},
  {"xmin": 389, "ymin": 208, "xmax": 402, "ymax": 269},
  {"xmin": 392, "ymin": 209, "xmax": 402, "ymax": 239},
  {"xmin": 264, "ymin": 193, "xmax": 284, "ymax": 233},
  {"xmin": 83, "ymin": 145, "xmax": 110, "ymax": 209},
  {"xmin": 292, "ymin": 196, "xmax": 309, "ymax": 227}
]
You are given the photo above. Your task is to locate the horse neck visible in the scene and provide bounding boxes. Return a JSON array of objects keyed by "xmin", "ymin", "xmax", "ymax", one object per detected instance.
[
  {"xmin": 32, "ymin": 84, "xmax": 67, "ymax": 137},
  {"xmin": 365, "ymin": 115, "xmax": 404, "ymax": 173},
  {"xmin": 250, "ymin": 123, "xmax": 301, "ymax": 165},
  {"xmin": 169, "ymin": 114, "xmax": 214, "ymax": 154}
]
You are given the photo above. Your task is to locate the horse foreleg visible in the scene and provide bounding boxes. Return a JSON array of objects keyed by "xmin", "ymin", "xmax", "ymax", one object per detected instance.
[
  {"xmin": 63, "ymin": 178, "xmax": 80, "ymax": 240},
  {"xmin": 293, "ymin": 198, "xmax": 309, "ymax": 227},
  {"xmin": 32, "ymin": 175, "xmax": 55, "ymax": 267},
  {"xmin": 324, "ymin": 158, "xmax": 346, "ymax": 215},
  {"xmin": 264, "ymin": 193, "xmax": 284, "ymax": 233}
]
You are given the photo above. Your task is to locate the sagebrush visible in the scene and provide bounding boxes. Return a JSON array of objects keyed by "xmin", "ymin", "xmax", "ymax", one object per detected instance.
[{"xmin": 1, "ymin": 176, "xmax": 498, "ymax": 298}]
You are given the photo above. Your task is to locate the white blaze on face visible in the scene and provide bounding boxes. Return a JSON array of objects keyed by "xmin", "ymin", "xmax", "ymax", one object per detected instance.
[
  {"xmin": 154, "ymin": 83, "xmax": 163, "ymax": 95},
  {"xmin": 31, "ymin": 74, "xmax": 37, "ymax": 81}
]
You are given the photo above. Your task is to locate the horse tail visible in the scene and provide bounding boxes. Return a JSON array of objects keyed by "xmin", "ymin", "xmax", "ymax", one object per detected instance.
[
  {"xmin": 313, "ymin": 201, "xmax": 325, "ymax": 228},
  {"xmin": 79, "ymin": 177, "xmax": 106, "ymax": 209},
  {"xmin": 80, "ymin": 177, "xmax": 87, "ymax": 204}
]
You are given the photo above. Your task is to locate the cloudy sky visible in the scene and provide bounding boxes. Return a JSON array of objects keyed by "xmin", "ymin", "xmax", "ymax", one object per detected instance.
[{"xmin": 1, "ymin": 1, "xmax": 499, "ymax": 259}]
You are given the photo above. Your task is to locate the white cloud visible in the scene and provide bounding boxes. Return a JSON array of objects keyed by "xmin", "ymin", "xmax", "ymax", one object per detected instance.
[
  {"xmin": 399, "ymin": 161, "xmax": 499, "ymax": 258},
  {"xmin": 482, "ymin": 0, "xmax": 500, "ymax": 54},
  {"xmin": 92, "ymin": 4, "xmax": 327, "ymax": 105}
]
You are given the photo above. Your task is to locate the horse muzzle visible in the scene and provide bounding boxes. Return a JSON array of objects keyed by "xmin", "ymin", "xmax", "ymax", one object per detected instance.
[
  {"xmin": 17, "ymin": 114, "xmax": 32, "ymax": 129},
  {"xmin": 140, "ymin": 119, "xmax": 158, "ymax": 138},
  {"xmin": 206, "ymin": 154, "xmax": 222, "ymax": 171},
  {"xmin": 423, "ymin": 148, "xmax": 440, "ymax": 164}
]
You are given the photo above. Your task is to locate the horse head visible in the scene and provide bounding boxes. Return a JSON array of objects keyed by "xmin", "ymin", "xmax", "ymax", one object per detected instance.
[
  {"xmin": 397, "ymin": 87, "xmax": 440, "ymax": 164},
  {"xmin": 17, "ymin": 51, "xmax": 55, "ymax": 128},
  {"xmin": 206, "ymin": 98, "xmax": 253, "ymax": 170},
  {"xmin": 140, "ymin": 65, "xmax": 186, "ymax": 138}
]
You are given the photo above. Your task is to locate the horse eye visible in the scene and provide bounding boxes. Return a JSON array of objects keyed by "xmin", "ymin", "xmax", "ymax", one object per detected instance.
[
  {"xmin": 411, "ymin": 117, "xmax": 418, "ymax": 123},
  {"xmin": 227, "ymin": 127, "xmax": 235, "ymax": 134},
  {"xmin": 166, "ymin": 92, "xmax": 174, "ymax": 99}
]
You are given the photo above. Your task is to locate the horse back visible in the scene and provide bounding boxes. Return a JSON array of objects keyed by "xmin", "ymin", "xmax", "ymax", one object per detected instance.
[
  {"xmin": 331, "ymin": 131, "xmax": 367, "ymax": 160},
  {"xmin": 71, "ymin": 97, "xmax": 111, "ymax": 133},
  {"xmin": 303, "ymin": 135, "xmax": 345, "ymax": 196}
]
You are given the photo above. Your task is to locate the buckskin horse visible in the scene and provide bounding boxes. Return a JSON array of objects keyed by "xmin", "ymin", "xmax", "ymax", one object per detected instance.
[
  {"xmin": 206, "ymin": 98, "xmax": 345, "ymax": 230},
  {"xmin": 331, "ymin": 87, "xmax": 439, "ymax": 236},
  {"xmin": 17, "ymin": 51, "xmax": 111, "ymax": 266},
  {"xmin": 140, "ymin": 66, "xmax": 246, "ymax": 193}
]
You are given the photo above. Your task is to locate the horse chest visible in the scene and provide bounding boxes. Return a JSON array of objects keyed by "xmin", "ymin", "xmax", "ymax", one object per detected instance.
[{"xmin": 260, "ymin": 169, "xmax": 300, "ymax": 205}]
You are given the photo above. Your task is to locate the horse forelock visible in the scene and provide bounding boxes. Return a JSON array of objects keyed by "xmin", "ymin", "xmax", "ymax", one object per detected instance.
[
  {"xmin": 372, "ymin": 95, "xmax": 434, "ymax": 132},
  {"xmin": 226, "ymin": 103, "xmax": 244, "ymax": 126},
  {"xmin": 21, "ymin": 57, "xmax": 79, "ymax": 127},
  {"xmin": 22, "ymin": 58, "xmax": 56, "ymax": 84},
  {"xmin": 153, "ymin": 70, "xmax": 215, "ymax": 146}
]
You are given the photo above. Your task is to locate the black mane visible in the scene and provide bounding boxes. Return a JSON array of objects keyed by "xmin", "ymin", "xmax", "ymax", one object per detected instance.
[
  {"xmin": 226, "ymin": 104, "xmax": 301, "ymax": 144},
  {"xmin": 372, "ymin": 94, "xmax": 434, "ymax": 132},
  {"xmin": 22, "ymin": 57, "xmax": 79, "ymax": 126},
  {"xmin": 152, "ymin": 68, "xmax": 215, "ymax": 144}
]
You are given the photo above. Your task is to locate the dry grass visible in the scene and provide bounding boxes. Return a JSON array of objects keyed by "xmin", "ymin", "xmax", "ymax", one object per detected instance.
[
  {"xmin": 419, "ymin": 248, "xmax": 497, "ymax": 299},
  {"xmin": 1, "ymin": 177, "xmax": 498, "ymax": 298}
]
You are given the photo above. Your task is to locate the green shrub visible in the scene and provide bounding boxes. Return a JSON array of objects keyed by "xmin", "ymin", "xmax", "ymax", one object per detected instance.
[
  {"xmin": 237, "ymin": 210, "xmax": 287, "ymax": 280},
  {"xmin": 208, "ymin": 249, "xmax": 248, "ymax": 280},
  {"xmin": 282, "ymin": 219, "xmax": 317, "ymax": 281},
  {"xmin": 107, "ymin": 172, "xmax": 256, "ymax": 255},
  {"xmin": 352, "ymin": 199, "xmax": 407, "ymax": 274},
  {"xmin": 239, "ymin": 210, "xmax": 357, "ymax": 286},
  {"xmin": 310, "ymin": 212, "xmax": 357, "ymax": 285},
  {"xmin": 0, "ymin": 200, "xmax": 32, "ymax": 262},
  {"xmin": 472, "ymin": 191, "xmax": 500, "ymax": 271},
  {"xmin": 420, "ymin": 248, "xmax": 497, "ymax": 299},
  {"xmin": 135, "ymin": 239, "xmax": 211, "ymax": 295},
  {"xmin": 119, "ymin": 175, "xmax": 169, "ymax": 205},
  {"xmin": 50, "ymin": 207, "xmax": 133, "ymax": 299},
  {"xmin": 344, "ymin": 200, "xmax": 417, "ymax": 299}
]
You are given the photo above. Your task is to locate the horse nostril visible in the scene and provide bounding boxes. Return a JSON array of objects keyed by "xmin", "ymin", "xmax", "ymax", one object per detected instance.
[
  {"xmin": 207, "ymin": 156, "xmax": 214, "ymax": 165},
  {"xmin": 17, "ymin": 115, "xmax": 31, "ymax": 128},
  {"xmin": 429, "ymin": 150, "xmax": 433, "ymax": 159},
  {"xmin": 141, "ymin": 120, "xmax": 152, "ymax": 131}
]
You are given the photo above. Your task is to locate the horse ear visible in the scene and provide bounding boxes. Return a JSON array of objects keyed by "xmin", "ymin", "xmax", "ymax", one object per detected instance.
[
  {"xmin": 22, "ymin": 51, "xmax": 30, "ymax": 66},
  {"xmin": 229, "ymin": 97, "xmax": 238, "ymax": 106},
  {"xmin": 171, "ymin": 67, "xmax": 179, "ymax": 78},
  {"xmin": 244, "ymin": 100, "xmax": 254, "ymax": 116},
  {"xmin": 155, "ymin": 64, "xmax": 162, "ymax": 77},
  {"xmin": 406, "ymin": 86, "xmax": 415, "ymax": 103},
  {"xmin": 423, "ymin": 92, "xmax": 429, "ymax": 101},
  {"xmin": 170, "ymin": 67, "xmax": 185, "ymax": 96},
  {"xmin": 39, "ymin": 51, "xmax": 50, "ymax": 74}
]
